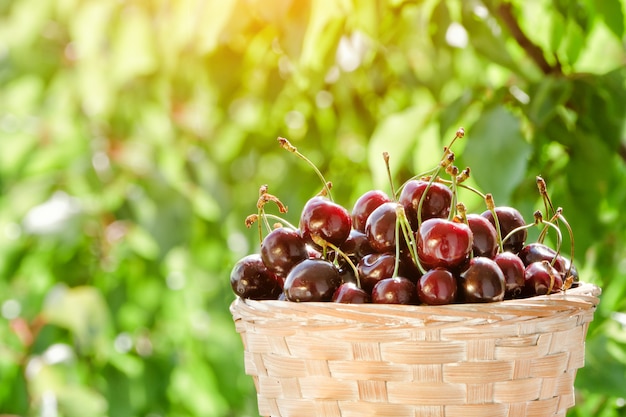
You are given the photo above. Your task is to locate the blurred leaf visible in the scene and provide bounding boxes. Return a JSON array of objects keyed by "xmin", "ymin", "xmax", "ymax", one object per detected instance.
[
  {"xmin": 0, "ymin": 363, "xmax": 29, "ymax": 413},
  {"xmin": 299, "ymin": 0, "xmax": 348, "ymax": 71},
  {"xmin": 463, "ymin": 106, "xmax": 532, "ymax": 203},
  {"xmin": 526, "ymin": 76, "xmax": 572, "ymax": 127},
  {"xmin": 368, "ymin": 93, "xmax": 436, "ymax": 189},
  {"xmin": 42, "ymin": 285, "xmax": 112, "ymax": 354},
  {"xmin": 576, "ymin": 321, "xmax": 626, "ymax": 398},
  {"xmin": 593, "ymin": 0, "xmax": 625, "ymax": 40},
  {"xmin": 125, "ymin": 224, "xmax": 160, "ymax": 260},
  {"xmin": 110, "ymin": 6, "xmax": 157, "ymax": 84}
]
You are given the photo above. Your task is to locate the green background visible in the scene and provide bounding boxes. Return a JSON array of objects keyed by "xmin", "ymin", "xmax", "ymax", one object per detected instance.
[{"xmin": 1, "ymin": 0, "xmax": 625, "ymax": 416}]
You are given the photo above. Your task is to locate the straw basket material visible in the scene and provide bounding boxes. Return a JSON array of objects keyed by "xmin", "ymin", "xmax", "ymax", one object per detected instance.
[{"xmin": 230, "ymin": 282, "xmax": 601, "ymax": 417}]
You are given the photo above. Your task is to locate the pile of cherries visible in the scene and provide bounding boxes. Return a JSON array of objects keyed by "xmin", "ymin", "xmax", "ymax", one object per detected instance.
[{"xmin": 230, "ymin": 130, "xmax": 578, "ymax": 305}]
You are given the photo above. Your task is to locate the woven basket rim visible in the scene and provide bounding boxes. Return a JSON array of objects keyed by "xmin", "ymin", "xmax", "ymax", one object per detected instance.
[{"xmin": 230, "ymin": 282, "xmax": 601, "ymax": 324}]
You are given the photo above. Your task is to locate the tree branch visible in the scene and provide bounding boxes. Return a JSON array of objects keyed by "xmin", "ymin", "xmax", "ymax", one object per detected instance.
[{"xmin": 497, "ymin": 2, "xmax": 562, "ymax": 76}]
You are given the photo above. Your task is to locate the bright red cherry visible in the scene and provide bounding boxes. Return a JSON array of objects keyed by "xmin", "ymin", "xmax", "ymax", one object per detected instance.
[
  {"xmin": 493, "ymin": 251, "xmax": 525, "ymax": 298},
  {"xmin": 458, "ymin": 256, "xmax": 506, "ymax": 303},
  {"xmin": 417, "ymin": 268, "xmax": 457, "ymax": 305},
  {"xmin": 357, "ymin": 252, "xmax": 397, "ymax": 293},
  {"xmin": 523, "ymin": 261, "xmax": 563, "ymax": 297},
  {"xmin": 332, "ymin": 282, "xmax": 370, "ymax": 304},
  {"xmin": 399, "ymin": 179, "xmax": 453, "ymax": 231},
  {"xmin": 481, "ymin": 206, "xmax": 527, "ymax": 253},
  {"xmin": 351, "ymin": 190, "xmax": 391, "ymax": 232},
  {"xmin": 466, "ymin": 213, "xmax": 498, "ymax": 259},
  {"xmin": 371, "ymin": 277, "xmax": 417, "ymax": 305},
  {"xmin": 365, "ymin": 202, "xmax": 401, "ymax": 253},
  {"xmin": 417, "ymin": 218, "xmax": 473, "ymax": 270},
  {"xmin": 299, "ymin": 196, "xmax": 352, "ymax": 248}
]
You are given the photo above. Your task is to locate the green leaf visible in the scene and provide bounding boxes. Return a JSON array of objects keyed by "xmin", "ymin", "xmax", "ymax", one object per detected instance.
[
  {"xmin": 368, "ymin": 93, "xmax": 436, "ymax": 190},
  {"xmin": 125, "ymin": 224, "xmax": 160, "ymax": 260},
  {"xmin": 462, "ymin": 106, "xmax": 532, "ymax": 203},
  {"xmin": 593, "ymin": 0, "xmax": 625, "ymax": 40},
  {"xmin": 42, "ymin": 285, "xmax": 111, "ymax": 354},
  {"xmin": 299, "ymin": 0, "xmax": 349, "ymax": 71},
  {"xmin": 526, "ymin": 76, "xmax": 572, "ymax": 127}
]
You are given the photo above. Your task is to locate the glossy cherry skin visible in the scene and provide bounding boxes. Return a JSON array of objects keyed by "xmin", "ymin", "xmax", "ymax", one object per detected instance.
[
  {"xmin": 493, "ymin": 251, "xmax": 526, "ymax": 298},
  {"xmin": 365, "ymin": 202, "xmax": 401, "ymax": 253},
  {"xmin": 332, "ymin": 282, "xmax": 370, "ymax": 304},
  {"xmin": 340, "ymin": 229, "xmax": 375, "ymax": 261},
  {"xmin": 299, "ymin": 196, "xmax": 352, "ymax": 248},
  {"xmin": 467, "ymin": 213, "xmax": 498, "ymax": 259},
  {"xmin": 283, "ymin": 258, "xmax": 342, "ymax": 302},
  {"xmin": 230, "ymin": 254, "xmax": 283, "ymax": 300},
  {"xmin": 518, "ymin": 243, "xmax": 567, "ymax": 274},
  {"xmin": 417, "ymin": 268, "xmax": 457, "ymax": 305},
  {"xmin": 351, "ymin": 190, "xmax": 391, "ymax": 232},
  {"xmin": 357, "ymin": 252, "xmax": 397, "ymax": 293},
  {"xmin": 399, "ymin": 179, "xmax": 453, "ymax": 231},
  {"xmin": 260, "ymin": 227, "xmax": 309, "ymax": 276},
  {"xmin": 458, "ymin": 256, "xmax": 506, "ymax": 303},
  {"xmin": 371, "ymin": 277, "xmax": 418, "ymax": 305},
  {"xmin": 481, "ymin": 206, "xmax": 527, "ymax": 253},
  {"xmin": 523, "ymin": 261, "xmax": 563, "ymax": 297},
  {"xmin": 417, "ymin": 218, "xmax": 473, "ymax": 270}
]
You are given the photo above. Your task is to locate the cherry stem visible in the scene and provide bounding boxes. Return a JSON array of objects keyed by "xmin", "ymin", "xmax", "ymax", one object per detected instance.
[
  {"xmin": 556, "ymin": 209, "xmax": 575, "ymax": 279},
  {"xmin": 262, "ymin": 214, "xmax": 298, "ymax": 231},
  {"xmin": 395, "ymin": 166, "xmax": 438, "ymax": 199},
  {"xmin": 383, "ymin": 152, "xmax": 397, "ymax": 201},
  {"xmin": 485, "ymin": 193, "xmax": 504, "ymax": 253},
  {"xmin": 278, "ymin": 137, "xmax": 333, "ymax": 201},
  {"xmin": 323, "ymin": 240, "xmax": 362, "ymax": 289},
  {"xmin": 396, "ymin": 205, "xmax": 425, "ymax": 275},
  {"xmin": 446, "ymin": 165, "xmax": 459, "ymax": 220},
  {"xmin": 536, "ymin": 176, "xmax": 555, "ymax": 215}
]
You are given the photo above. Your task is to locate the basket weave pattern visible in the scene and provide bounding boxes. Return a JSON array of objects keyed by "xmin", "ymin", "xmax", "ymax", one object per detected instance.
[{"xmin": 231, "ymin": 283, "xmax": 600, "ymax": 417}]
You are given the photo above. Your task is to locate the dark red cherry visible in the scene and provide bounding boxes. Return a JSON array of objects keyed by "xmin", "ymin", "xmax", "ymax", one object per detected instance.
[
  {"xmin": 260, "ymin": 227, "xmax": 308, "ymax": 276},
  {"xmin": 357, "ymin": 252, "xmax": 397, "ymax": 293},
  {"xmin": 481, "ymin": 206, "xmax": 527, "ymax": 253},
  {"xmin": 458, "ymin": 256, "xmax": 506, "ymax": 303},
  {"xmin": 299, "ymin": 196, "xmax": 352, "ymax": 248},
  {"xmin": 399, "ymin": 179, "xmax": 453, "ymax": 231},
  {"xmin": 493, "ymin": 251, "xmax": 525, "ymax": 298},
  {"xmin": 365, "ymin": 202, "xmax": 401, "ymax": 253},
  {"xmin": 371, "ymin": 277, "xmax": 417, "ymax": 305},
  {"xmin": 340, "ymin": 229, "xmax": 375, "ymax": 261},
  {"xmin": 284, "ymin": 258, "xmax": 342, "ymax": 302},
  {"xmin": 417, "ymin": 218, "xmax": 473, "ymax": 270},
  {"xmin": 518, "ymin": 243, "xmax": 567, "ymax": 274},
  {"xmin": 417, "ymin": 268, "xmax": 457, "ymax": 305},
  {"xmin": 230, "ymin": 254, "xmax": 283, "ymax": 300},
  {"xmin": 332, "ymin": 282, "xmax": 370, "ymax": 304},
  {"xmin": 466, "ymin": 213, "xmax": 498, "ymax": 259},
  {"xmin": 523, "ymin": 261, "xmax": 563, "ymax": 297},
  {"xmin": 351, "ymin": 190, "xmax": 391, "ymax": 232}
]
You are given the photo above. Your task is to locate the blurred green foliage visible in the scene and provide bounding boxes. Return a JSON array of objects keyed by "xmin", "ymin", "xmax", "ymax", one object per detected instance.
[{"xmin": 1, "ymin": 0, "xmax": 626, "ymax": 416}]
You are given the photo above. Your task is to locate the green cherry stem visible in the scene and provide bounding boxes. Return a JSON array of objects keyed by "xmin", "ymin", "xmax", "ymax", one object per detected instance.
[
  {"xmin": 322, "ymin": 240, "xmax": 362, "ymax": 289},
  {"xmin": 383, "ymin": 152, "xmax": 397, "ymax": 201},
  {"xmin": 446, "ymin": 165, "xmax": 459, "ymax": 220},
  {"xmin": 485, "ymin": 193, "xmax": 504, "ymax": 253},
  {"xmin": 396, "ymin": 205, "xmax": 426, "ymax": 275},
  {"xmin": 556, "ymin": 209, "xmax": 575, "ymax": 278},
  {"xmin": 278, "ymin": 137, "xmax": 333, "ymax": 201}
]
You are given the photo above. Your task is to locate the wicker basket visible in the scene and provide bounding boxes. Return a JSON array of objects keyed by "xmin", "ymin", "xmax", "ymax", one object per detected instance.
[{"xmin": 230, "ymin": 282, "xmax": 601, "ymax": 417}]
